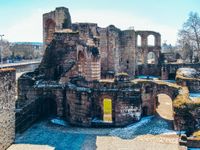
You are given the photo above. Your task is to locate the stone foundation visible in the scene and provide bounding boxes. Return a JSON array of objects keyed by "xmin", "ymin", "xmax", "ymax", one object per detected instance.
[{"xmin": 176, "ymin": 77, "xmax": 200, "ymax": 92}]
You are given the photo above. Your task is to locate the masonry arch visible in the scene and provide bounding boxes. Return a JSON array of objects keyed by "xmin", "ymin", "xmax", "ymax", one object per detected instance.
[
  {"xmin": 45, "ymin": 19, "xmax": 56, "ymax": 44},
  {"xmin": 147, "ymin": 35, "xmax": 155, "ymax": 46},
  {"xmin": 77, "ymin": 50, "xmax": 86, "ymax": 76},
  {"xmin": 38, "ymin": 95, "xmax": 57, "ymax": 118},
  {"xmin": 155, "ymin": 94, "xmax": 173, "ymax": 121},
  {"xmin": 147, "ymin": 51, "xmax": 157, "ymax": 64},
  {"xmin": 140, "ymin": 81, "xmax": 179, "ymax": 117}
]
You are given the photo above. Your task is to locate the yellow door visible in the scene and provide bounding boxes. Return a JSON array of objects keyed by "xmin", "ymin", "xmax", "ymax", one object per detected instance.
[{"xmin": 103, "ymin": 98, "xmax": 112, "ymax": 122}]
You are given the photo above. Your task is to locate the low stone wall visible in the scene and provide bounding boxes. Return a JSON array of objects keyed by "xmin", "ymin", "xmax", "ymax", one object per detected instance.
[
  {"xmin": 15, "ymin": 97, "xmax": 41, "ymax": 133},
  {"xmin": 176, "ymin": 76, "xmax": 200, "ymax": 92},
  {"xmin": 66, "ymin": 80, "xmax": 142, "ymax": 127},
  {"xmin": 0, "ymin": 68, "xmax": 16, "ymax": 150},
  {"xmin": 187, "ymin": 138, "xmax": 200, "ymax": 148},
  {"xmin": 136, "ymin": 64, "xmax": 161, "ymax": 77},
  {"xmin": 16, "ymin": 74, "xmax": 65, "ymax": 132}
]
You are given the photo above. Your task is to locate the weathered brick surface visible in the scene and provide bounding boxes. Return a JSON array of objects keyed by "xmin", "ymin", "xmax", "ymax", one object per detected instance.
[
  {"xmin": 0, "ymin": 69, "xmax": 16, "ymax": 150},
  {"xmin": 43, "ymin": 7, "xmax": 72, "ymax": 47},
  {"xmin": 17, "ymin": 7, "xmax": 194, "ymax": 131},
  {"xmin": 176, "ymin": 77, "xmax": 200, "ymax": 92}
]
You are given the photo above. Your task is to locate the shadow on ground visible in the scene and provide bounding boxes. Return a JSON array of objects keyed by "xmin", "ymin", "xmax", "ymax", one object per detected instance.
[{"xmin": 8, "ymin": 115, "xmax": 181, "ymax": 150}]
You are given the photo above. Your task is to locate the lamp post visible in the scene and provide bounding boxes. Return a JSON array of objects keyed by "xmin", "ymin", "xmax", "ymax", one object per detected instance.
[{"xmin": 0, "ymin": 34, "xmax": 4, "ymax": 66}]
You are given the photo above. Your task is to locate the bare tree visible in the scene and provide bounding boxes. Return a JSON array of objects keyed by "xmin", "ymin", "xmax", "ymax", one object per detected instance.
[
  {"xmin": 178, "ymin": 12, "xmax": 200, "ymax": 62},
  {"xmin": 0, "ymin": 40, "xmax": 11, "ymax": 62}
]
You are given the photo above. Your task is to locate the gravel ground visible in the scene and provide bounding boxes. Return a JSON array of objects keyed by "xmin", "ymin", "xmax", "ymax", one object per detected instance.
[{"xmin": 8, "ymin": 89, "xmax": 186, "ymax": 150}]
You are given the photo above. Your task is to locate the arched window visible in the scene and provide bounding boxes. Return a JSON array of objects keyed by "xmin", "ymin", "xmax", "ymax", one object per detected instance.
[
  {"xmin": 45, "ymin": 19, "xmax": 56, "ymax": 44},
  {"xmin": 147, "ymin": 35, "xmax": 155, "ymax": 46},
  {"xmin": 137, "ymin": 35, "xmax": 142, "ymax": 46},
  {"xmin": 136, "ymin": 52, "xmax": 143, "ymax": 65},
  {"xmin": 78, "ymin": 51, "xmax": 86, "ymax": 76},
  {"xmin": 147, "ymin": 52, "xmax": 156, "ymax": 64}
]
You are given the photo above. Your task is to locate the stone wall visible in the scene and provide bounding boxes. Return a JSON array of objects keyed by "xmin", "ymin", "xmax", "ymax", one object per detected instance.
[
  {"xmin": 187, "ymin": 138, "xmax": 200, "ymax": 148},
  {"xmin": 66, "ymin": 88, "xmax": 92, "ymax": 127},
  {"xmin": 43, "ymin": 7, "xmax": 72, "ymax": 47},
  {"xmin": 136, "ymin": 80, "xmax": 179, "ymax": 115},
  {"xmin": 135, "ymin": 31, "xmax": 161, "ymax": 65},
  {"xmin": 40, "ymin": 31, "xmax": 101, "ymax": 82},
  {"xmin": 136, "ymin": 64, "xmax": 161, "ymax": 76},
  {"xmin": 66, "ymin": 77, "xmax": 142, "ymax": 127},
  {"xmin": 161, "ymin": 63, "xmax": 200, "ymax": 80},
  {"xmin": 16, "ymin": 73, "xmax": 66, "ymax": 132},
  {"xmin": 0, "ymin": 68, "xmax": 16, "ymax": 150},
  {"xmin": 43, "ymin": 7, "xmax": 162, "ymax": 78},
  {"xmin": 16, "ymin": 73, "xmax": 40, "ymax": 132},
  {"xmin": 176, "ymin": 76, "xmax": 200, "ymax": 92}
]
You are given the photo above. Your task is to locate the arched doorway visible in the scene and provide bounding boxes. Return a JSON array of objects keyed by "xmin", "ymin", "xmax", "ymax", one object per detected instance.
[
  {"xmin": 40, "ymin": 97, "xmax": 57, "ymax": 118},
  {"xmin": 142, "ymin": 106, "xmax": 148, "ymax": 116},
  {"xmin": 147, "ymin": 52, "xmax": 156, "ymax": 64},
  {"xmin": 103, "ymin": 98, "xmax": 112, "ymax": 122},
  {"xmin": 156, "ymin": 94, "xmax": 173, "ymax": 121}
]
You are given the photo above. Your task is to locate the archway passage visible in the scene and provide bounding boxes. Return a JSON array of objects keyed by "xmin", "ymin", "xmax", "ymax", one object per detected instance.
[
  {"xmin": 40, "ymin": 97, "xmax": 57, "ymax": 118},
  {"xmin": 156, "ymin": 94, "xmax": 173, "ymax": 121},
  {"xmin": 103, "ymin": 98, "xmax": 112, "ymax": 122},
  {"xmin": 142, "ymin": 106, "xmax": 148, "ymax": 116}
]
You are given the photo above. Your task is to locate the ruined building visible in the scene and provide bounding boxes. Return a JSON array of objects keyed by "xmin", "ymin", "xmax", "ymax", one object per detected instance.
[
  {"xmin": 43, "ymin": 7, "xmax": 161, "ymax": 77},
  {"xmin": 16, "ymin": 7, "xmax": 165, "ymax": 130},
  {"xmin": 15, "ymin": 7, "xmax": 200, "ymax": 138}
]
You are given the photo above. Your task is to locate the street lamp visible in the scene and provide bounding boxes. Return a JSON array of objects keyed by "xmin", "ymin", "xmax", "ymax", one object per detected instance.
[{"xmin": 0, "ymin": 34, "xmax": 4, "ymax": 66}]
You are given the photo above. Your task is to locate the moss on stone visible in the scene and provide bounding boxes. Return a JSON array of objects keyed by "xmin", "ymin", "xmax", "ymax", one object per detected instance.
[
  {"xmin": 176, "ymin": 74, "xmax": 200, "ymax": 81},
  {"xmin": 116, "ymin": 72, "xmax": 129, "ymax": 76},
  {"xmin": 193, "ymin": 130, "xmax": 200, "ymax": 139}
]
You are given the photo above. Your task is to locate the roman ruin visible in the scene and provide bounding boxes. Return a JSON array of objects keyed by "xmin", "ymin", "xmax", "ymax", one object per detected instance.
[{"xmin": 0, "ymin": 7, "xmax": 193, "ymax": 149}]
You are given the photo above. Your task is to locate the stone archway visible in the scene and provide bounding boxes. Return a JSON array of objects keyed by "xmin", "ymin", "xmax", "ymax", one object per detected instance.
[
  {"xmin": 39, "ymin": 96, "xmax": 57, "ymax": 118},
  {"xmin": 142, "ymin": 106, "xmax": 148, "ymax": 116}
]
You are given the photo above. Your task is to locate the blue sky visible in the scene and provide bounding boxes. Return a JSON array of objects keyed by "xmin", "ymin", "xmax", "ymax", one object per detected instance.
[{"xmin": 0, "ymin": 0, "xmax": 199, "ymax": 45}]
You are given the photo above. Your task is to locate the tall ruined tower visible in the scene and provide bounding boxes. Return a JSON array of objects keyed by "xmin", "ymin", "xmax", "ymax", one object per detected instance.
[{"xmin": 43, "ymin": 7, "xmax": 72, "ymax": 47}]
